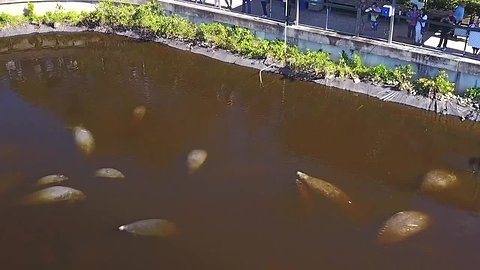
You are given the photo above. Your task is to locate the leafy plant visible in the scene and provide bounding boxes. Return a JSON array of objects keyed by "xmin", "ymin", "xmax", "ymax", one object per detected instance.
[
  {"xmin": 364, "ymin": 64, "xmax": 394, "ymax": 85},
  {"xmin": 4, "ymin": 1, "xmax": 477, "ymax": 97},
  {"xmin": 0, "ymin": 13, "xmax": 27, "ymax": 29},
  {"xmin": 287, "ymin": 48, "xmax": 336, "ymax": 78},
  {"xmin": 335, "ymin": 51, "xmax": 367, "ymax": 80},
  {"xmin": 415, "ymin": 70, "xmax": 455, "ymax": 97},
  {"xmin": 391, "ymin": 65, "xmax": 415, "ymax": 92},
  {"xmin": 25, "ymin": 2, "xmax": 41, "ymax": 25},
  {"xmin": 42, "ymin": 5, "xmax": 82, "ymax": 26},
  {"xmin": 465, "ymin": 87, "xmax": 480, "ymax": 101},
  {"xmin": 132, "ymin": 1, "xmax": 163, "ymax": 32}
]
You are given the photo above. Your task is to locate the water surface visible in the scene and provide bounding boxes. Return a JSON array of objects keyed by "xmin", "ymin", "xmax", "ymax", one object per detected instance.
[{"xmin": 1, "ymin": 32, "xmax": 480, "ymax": 269}]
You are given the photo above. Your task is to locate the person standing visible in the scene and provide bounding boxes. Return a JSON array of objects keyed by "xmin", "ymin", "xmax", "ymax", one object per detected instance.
[
  {"xmin": 407, "ymin": 5, "xmax": 419, "ymax": 42},
  {"xmin": 469, "ymin": 18, "xmax": 480, "ymax": 55},
  {"xmin": 224, "ymin": 0, "xmax": 232, "ymax": 9},
  {"xmin": 365, "ymin": 2, "xmax": 381, "ymax": 33},
  {"xmin": 283, "ymin": 0, "xmax": 295, "ymax": 23},
  {"xmin": 261, "ymin": 0, "xmax": 269, "ymax": 17},
  {"xmin": 453, "ymin": 1, "xmax": 466, "ymax": 24},
  {"xmin": 415, "ymin": 8, "xmax": 428, "ymax": 45},
  {"xmin": 242, "ymin": 0, "xmax": 251, "ymax": 14},
  {"xmin": 437, "ymin": 10, "xmax": 456, "ymax": 51},
  {"xmin": 452, "ymin": 1, "xmax": 466, "ymax": 38}
]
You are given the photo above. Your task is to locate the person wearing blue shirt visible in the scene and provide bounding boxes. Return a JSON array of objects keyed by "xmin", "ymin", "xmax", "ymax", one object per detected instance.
[{"xmin": 453, "ymin": 1, "xmax": 466, "ymax": 24}]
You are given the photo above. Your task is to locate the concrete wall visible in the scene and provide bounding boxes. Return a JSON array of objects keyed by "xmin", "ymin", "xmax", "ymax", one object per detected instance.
[
  {"xmin": 157, "ymin": 0, "xmax": 480, "ymax": 92},
  {"xmin": 1, "ymin": 0, "xmax": 480, "ymax": 91}
]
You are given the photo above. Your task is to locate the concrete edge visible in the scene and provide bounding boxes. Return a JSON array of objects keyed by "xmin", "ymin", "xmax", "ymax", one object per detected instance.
[{"xmin": 1, "ymin": 24, "xmax": 479, "ymax": 123}]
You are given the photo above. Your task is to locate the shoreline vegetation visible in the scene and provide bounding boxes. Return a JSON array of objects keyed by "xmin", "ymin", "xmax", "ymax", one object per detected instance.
[{"xmin": 1, "ymin": 1, "xmax": 480, "ymax": 121}]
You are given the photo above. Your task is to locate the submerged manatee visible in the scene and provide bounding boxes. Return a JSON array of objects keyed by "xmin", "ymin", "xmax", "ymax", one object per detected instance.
[
  {"xmin": 296, "ymin": 171, "xmax": 352, "ymax": 207},
  {"xmin": 295, "ymin": 179, "xmax": 315, "ymax": 212},
  {"xmin": 36, "ymin": 174, "xmax": 69, "ymax": 187},
  {"xmin": 421, "ymin": 170, "xmax": 458, "ymax": 193},
  {"xmin": 187, "ymin": 149, "xmax": 208, "ymax": 173},
  {"xmin": 22, "ymin": 186, "xmax": 86, "ymax": 205},
  {"xmin": 133, "ymin": 106, "xmax": 147, "ymax": 121},
  {"xmin": 94, "ymin": 168, "xmax": 125, "ymax": 179},
  {"xmin": 378, "ymin": 211, "xmax": 430, "ymax": 244},
  {"xmin": 73, "ymin": 126, "xmax": 95, "ymax": 155},
  {"xmin": 118, "ymin": 219, "xmax": 178, "ymax": 237}
]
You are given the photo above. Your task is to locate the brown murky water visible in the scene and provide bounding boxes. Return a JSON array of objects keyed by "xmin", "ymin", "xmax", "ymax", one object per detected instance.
[{"xmin": 1, "ymin": 32, "xmax": 480, "ymax": 269}]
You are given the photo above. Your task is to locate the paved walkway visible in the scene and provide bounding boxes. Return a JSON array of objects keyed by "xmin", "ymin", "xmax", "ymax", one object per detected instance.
[{"xmin": 181, "ymin": 0, "xmax": 479, "ymax": 61}]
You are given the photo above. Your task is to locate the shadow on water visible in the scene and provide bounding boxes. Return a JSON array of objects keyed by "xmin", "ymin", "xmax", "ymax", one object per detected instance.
[{"xmin": 1, "ymin": 32, "xmax": 480, "ymax": 269}]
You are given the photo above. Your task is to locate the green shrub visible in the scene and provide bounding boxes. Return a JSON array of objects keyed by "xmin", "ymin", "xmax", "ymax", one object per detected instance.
[
  {"xmin": 415, "ymin": 70, "xmax": 455, "ymax": 97},
  {"xmin": 265, "ymin": 40, "xmax": 288, "ymax": 62},
  {"xmin": 229, "ymin": 27, "xmax": 268, "ymax": 58},
  {"xmin": 364, "ymin": 64, "xmax": 394, "ymax": 85},
  {"xmin": 42, "ymin": 5, "xmax": 83, "ymax": 26},
  {"xmin": 5, "ymin": 1, "xmax": 476, "ymax": 97},
  {"xmin": 391, "ymin": 65, "xmax": 415, "ymax": 92},
  {"xmin": 131, "ymin": 1, "xmax": 163, "ymax": 32},
  {"xmin": 25, "ymin": 2, "xmax": 41, "ymax": 25},
  {"xmin": 155, "ymin": 15, "xmax": 197, "ymax": 40},
  {"xmin": 89, "ymin": 0, "xmax": 136, "ymax": 28},
  {"xmin": 287, "ymin": 48, "xmax": 336, "ymax": 78},
  {"xmin": 0, "ymin": 13, "xmax": 26, "ymax": 29},
  {"xmin": 465, "ymin": 87, "xmax": 480, "ymax": 101},
  {"xmin": 336, "ymin": 52, "xmax": 367, "ymax": 80},
  {"xmin": 198, "ymin": 23, "xmax": 230, "ymax": 48}
]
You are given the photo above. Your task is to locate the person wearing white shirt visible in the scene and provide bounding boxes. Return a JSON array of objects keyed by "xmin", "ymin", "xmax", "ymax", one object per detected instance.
[
  {"xmin": 415, "ymin": 8, "xmax": 428, "ymax": 45},
  {"xmin": 469, "ymin": 18, "xmax": 480, "ymax": 55}
]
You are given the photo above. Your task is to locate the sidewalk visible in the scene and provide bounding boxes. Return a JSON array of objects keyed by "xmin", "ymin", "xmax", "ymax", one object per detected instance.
[{"xmin": 183, "ymin": 0, "xmax": 480, "ymax": 61}]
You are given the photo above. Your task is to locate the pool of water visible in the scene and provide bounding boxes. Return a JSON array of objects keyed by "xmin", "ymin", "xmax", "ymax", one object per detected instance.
[{"xmin": 1, "ymin": 32, "xmax": 480, "ymax": 269}]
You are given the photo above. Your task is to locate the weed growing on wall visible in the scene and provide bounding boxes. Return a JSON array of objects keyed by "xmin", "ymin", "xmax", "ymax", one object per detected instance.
[
  {"xmin": 465, "ymin": 87, "xmax": 480, "ymax": 101},
  {"xmin": 0, "ymin": 13, "xmax": 27, "ymax": 29},
  {"xmin": 416, "ymin": 70, "xmax": 455, "ymax": 97},
  {"xmin": 1, "ymin": 0, "xmax": 474, "ymax": 104}
]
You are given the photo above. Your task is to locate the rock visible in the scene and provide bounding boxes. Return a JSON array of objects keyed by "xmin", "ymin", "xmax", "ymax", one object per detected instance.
[
  {"xmin": 94, "ymin": 168, "xmax": 125, "ymax": 179},
  {"xmin": 133, "ymin": 106, "xmax": 146, "ymax": 120},
  {"xmin": 421, "ymin": 170, "xmax": 458, "ymax": 193},
  {"xmin": 73, "ymin": 126, "xmax": 95, "ymax": 156},
  {"xmin": 378, "ymin": 211, "xmax": 430, "ymax": 244},
  {"xmin": 22, "ymin": 186, "xmax": 86, "ymax": 205},
  {"xmin": 118, "ymin": 219, "xmax": 178, "ymax": 237},
  {"xmin": 36, "ymin": 174, "xmax": 68, "ymax": 187},
  {"xmin": 187, "ymin": 149, "xmax": 208, "ymax": 173},
  {"xmin": 296, "ymin": 171, "xmax": 352, "ymax": 207}
]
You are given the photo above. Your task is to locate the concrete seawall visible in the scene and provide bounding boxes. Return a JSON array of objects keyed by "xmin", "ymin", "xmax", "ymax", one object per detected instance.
[{"xmin": 0, "ymin": 0, "xmax": 480, "ymax": 92}]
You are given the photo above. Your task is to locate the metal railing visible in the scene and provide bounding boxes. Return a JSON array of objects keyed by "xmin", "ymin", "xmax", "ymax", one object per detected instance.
[{"xmin": 177, "ymin": 0, "xmax": 479, "ymax": 58}]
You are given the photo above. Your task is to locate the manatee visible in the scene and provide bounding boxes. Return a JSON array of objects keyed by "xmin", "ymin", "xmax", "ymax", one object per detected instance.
[
  {"xmin": 36, "ymin": 174, "xmax": 69, "ymax": 187},
  {"xmin": 22, "ymin": 186, "xmax": 86, "ymax": 205},
  {"xmin": 421, "ymin": 170, "xmax": 458, "ymax": 193},
  {"xmin": 187, "ymin": 149, "xmax": 208, "ymax": 173},
  {"xmin": 133, "ymin": 106, "xmax": 146, "ymax": 120},
  {"xmin": 377, "ymin": 211, "xmax": 430, "ymax": 244},
  {"xmin": 295, "ymin": 178, "xmax": 315, "ymax": 212},
  {"xmin": 94, "ymin": 168, "xmax": 125, "ymax": 179},
  {"xmin": 296, "ymin": 171, "xmax": 352, "ymax": 207},
  {"xmin": 73, "ymin": 126, "xmax": 95, "ymax": 155},
  {"xmin": 296, "ymin": 179, "xmax": 311, "ymax": 202},
  {"xmin": 118, "ymin": 219, "xmax": 178, "ymax": 237}
]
